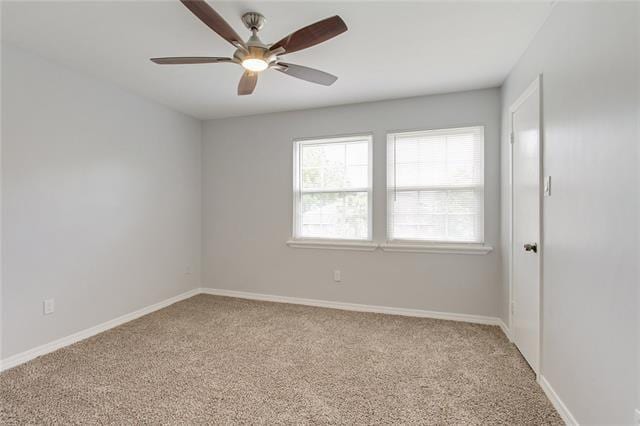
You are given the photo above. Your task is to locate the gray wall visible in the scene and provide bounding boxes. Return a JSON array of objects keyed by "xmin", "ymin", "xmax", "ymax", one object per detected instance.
[
  {"xmin": 1, "ymin": 44, "xmax": 203, "ymax": 359},
  {"xmin": 202, "ymin": 88, "xmax": 501, "ymax": 317},
  {"xmin": 500, "ymin": 3, "xmax": 639, "ymax": 423}
]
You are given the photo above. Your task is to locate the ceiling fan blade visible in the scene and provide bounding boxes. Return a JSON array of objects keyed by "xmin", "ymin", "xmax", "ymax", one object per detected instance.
[
  {"xmin": 150, "ymin": 57, "xmax": 233, "ymax": 64},
  {"xmin": 276, "ymin": 62, "xmax": 338, "ymax": 86},
  {"xmin": 180, "ymin": 0, "xmax": 245, "ymax": 48},
  {"xmin": 238, "ymin": 71, "xmax": 258, "ymax": 95},
  {"xmin": 270, "ymin": 16, "xmax": 347, "ymax": 55}
]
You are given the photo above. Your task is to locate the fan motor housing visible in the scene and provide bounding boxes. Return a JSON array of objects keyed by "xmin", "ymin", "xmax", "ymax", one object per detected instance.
[
  {"xmin": 233, "ymin": 38, "xmax": 276, "ymax": 66},
  {"xmin": 234, "ymin": 14, "xmax": 277, "ymax": 67},
  {"xmin": 234, "ymin": 46, "xmax": 272, "ymax": 64}
]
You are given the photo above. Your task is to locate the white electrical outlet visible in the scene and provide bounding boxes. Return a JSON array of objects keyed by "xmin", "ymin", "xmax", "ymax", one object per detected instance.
[
  {"xmin": 43, "ymin": 298, "xmax": 55, "ymax": 315},
  {"xmin": 333, "ymin": 270, "xmax": 341, "ymax": 282}
]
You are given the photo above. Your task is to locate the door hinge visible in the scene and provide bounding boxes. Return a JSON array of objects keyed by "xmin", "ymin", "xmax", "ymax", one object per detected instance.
[
  {"xmin": 511, "ymin": 301, "xmax": 515, "ymax": 315},
  {"xmin": 510, "ymin": 132, "xmax": 515, "ymax": 144}
]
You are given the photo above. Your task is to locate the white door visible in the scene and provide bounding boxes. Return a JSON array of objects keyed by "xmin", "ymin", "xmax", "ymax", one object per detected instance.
[{"xmin": 511, "ymin": 77, "xmax": 541, "ymax": 373}]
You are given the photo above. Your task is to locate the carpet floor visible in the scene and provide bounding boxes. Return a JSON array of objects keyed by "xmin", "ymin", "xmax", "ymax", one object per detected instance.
[{"xmin": 1, "ymin": 294, "xmax": 561, "ymax": 424}]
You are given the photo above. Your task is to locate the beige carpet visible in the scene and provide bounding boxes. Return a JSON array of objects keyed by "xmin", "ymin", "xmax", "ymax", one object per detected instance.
[{"xmin": 1, "ymin": 294, "xmax": 561, "ymax": 424}]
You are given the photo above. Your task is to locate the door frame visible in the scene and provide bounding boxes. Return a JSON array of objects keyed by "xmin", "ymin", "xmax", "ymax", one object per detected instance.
[{"xmin": 508, "ymin": 74, "xmax": 544, "ymax": 376}]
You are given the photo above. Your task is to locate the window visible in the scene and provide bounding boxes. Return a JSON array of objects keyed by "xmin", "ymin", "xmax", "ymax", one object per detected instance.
[
  {"xmin": 387, "ymin": 126, "xmax": 484, "ymax": 244},
  {"xmin": 293, "ymin": 135, "xmax": 372, "ymax": 241}
]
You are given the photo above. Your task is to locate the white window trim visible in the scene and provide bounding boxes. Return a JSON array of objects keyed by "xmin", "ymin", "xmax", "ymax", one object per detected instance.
[
  {"xmin": 386, "ymin": 126, "xmax": 486, "ymax": 245},
  {"xmin": 291, "ymin": 134, "xmax": 374, "ymax": 246},
  {"xmin": 380, "ymin": 241, "xmax": 492, "ymax": 255},
  {"xmin": 286, "ymin": 239, "xmax": 378, "ymax": 251}
]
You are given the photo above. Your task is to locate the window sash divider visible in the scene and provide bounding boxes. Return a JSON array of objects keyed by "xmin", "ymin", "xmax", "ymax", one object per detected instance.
[
  {"xmin": 388, "ymin": 185, "xmax": 483, "ymax": 192},
  {"xmin": 302, "ymin": 188, "xmax": 370, "ymax": 195}
]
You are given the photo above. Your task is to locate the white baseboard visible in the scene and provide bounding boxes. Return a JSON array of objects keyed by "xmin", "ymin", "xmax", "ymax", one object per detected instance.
[
  {"xmin": 200, "ymin": 287, "xmax": 503, "ymax": 326},
  {"xmin": 1, "ymin": 287, "xmax": 510, "ymax": 373},
  {"xmin": 498, "ymin": 319, "xmax": 512, "ymax": 341},
  {"xmin": 538, "ymin": 375, "xmax": 579, "ymax": 425},
  {"xmin": 0, "ymin": 288, "xmax": 200, "ymax": 372},
  {"xmin": 1, "ymin": 285, "xmax": 576, "ymax": 425}
]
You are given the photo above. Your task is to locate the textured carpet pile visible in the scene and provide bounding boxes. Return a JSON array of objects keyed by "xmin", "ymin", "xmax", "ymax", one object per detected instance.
[{"xmin": 0, "ymin": 294, "xmax": 561, "ymax": 424}]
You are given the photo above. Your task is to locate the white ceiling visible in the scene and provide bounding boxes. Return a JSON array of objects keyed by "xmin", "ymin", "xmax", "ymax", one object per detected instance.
[{"xmin": 2, "ymin": 1, "xmax": 553, "ymax": 120}]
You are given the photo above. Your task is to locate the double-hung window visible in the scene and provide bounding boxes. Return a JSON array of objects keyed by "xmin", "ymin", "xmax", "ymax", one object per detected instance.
[
  {"xmin": 387, "ymin": 126, "xmax": 484, "ymax": 244},
  {"xmin": 293, "ymin": 135, "xmax": 373, "ymax": 241}
]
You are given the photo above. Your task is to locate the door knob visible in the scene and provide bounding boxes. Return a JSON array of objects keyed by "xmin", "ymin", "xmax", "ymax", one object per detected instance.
[{"xmin": 524, "ymin": 243, "xmax": 537, "ymax": 253}]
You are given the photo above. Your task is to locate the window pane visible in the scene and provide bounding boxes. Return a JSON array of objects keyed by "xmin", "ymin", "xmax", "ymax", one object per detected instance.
[
  {"xmin": 393, "ymin": 130, "xmax": 481, "ymax": 188},
  {"xmin": 389, "ymin": 189, "xmax": 482, "ymax": 242},
  {"xmin": 300, "ymin": 192, "xmax": 368, "ymax": 239},
  {"xmin": 301, "ymin": 141, "xmax": 369, "ymax": 190},
  {"xmin": 447, "ymin": 214, "xmax": 477, "ymax": 241},
  {"xmin": 446, "ymin": 133, "xmax": 482, "ymax": 185},
  {"xmin": 387, "ymin": 127, "xmax": 484, "ymax": 243},
  {"xmin": 346, "ymin": 142, "xmax": 368, "ymax": 166}
]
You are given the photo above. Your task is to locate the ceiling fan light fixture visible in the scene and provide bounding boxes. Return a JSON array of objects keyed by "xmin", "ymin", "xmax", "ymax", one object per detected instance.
[
  {"xmin": 241, "ymin": 58, "xmax": 268, "ymax": 72},
  {"xmin": 152, "ymin": 2, "xmax": 347, "ymax": 95}
]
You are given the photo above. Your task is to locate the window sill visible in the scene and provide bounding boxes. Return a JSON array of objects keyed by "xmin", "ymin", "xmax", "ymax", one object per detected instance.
[
  {"xmin": 379, "ymin": 242, "xmax": 493, "ymax": 255},
  {"xmin": 286, "ymin": 240, "xmax": 379, "ymax": 251}
]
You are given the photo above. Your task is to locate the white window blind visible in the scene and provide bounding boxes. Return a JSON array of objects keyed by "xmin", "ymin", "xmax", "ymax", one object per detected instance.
[
  {"xmin": 293, "ymin": 135, "xmax": 372, "ymax": 240},
  {"xmin": 387, "ymin": 126, "xmax": 484, "ymax": 243}
]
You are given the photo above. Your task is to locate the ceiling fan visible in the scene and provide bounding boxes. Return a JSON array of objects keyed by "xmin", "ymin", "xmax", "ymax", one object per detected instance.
[{"xmin": 151, "ymin": 0, "xmax": 348, "ymax": 95}]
